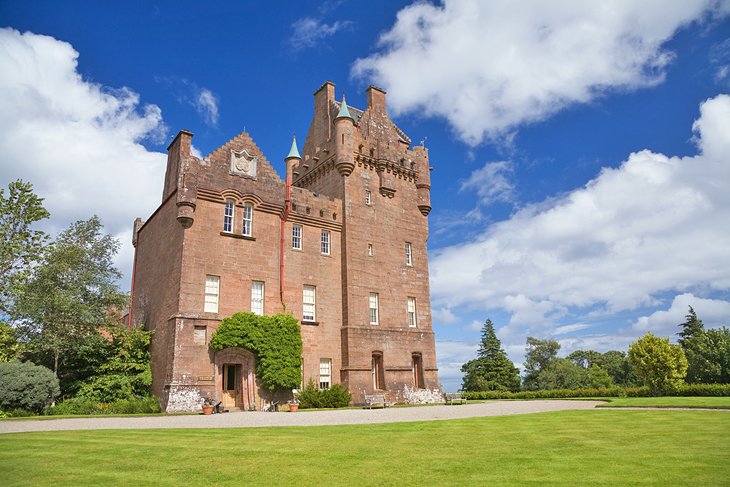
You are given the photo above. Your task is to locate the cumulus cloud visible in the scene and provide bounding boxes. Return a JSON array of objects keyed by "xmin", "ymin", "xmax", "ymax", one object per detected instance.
[
  {"xmin": 430, "ymin": 94, "xmax": 730, "ymax": 337},
  {"xmin": 460, "ymin": 160, "xmax": 515, "ymax": 206},
  {"xmin": 0, "ymin": 28, "xmax": 168, "ymax": 287},
  {"xmin": 436, "ymin": 340, "xmax": 478, "ymax": 391},
  {"xmin": 353, "ymin": 0, "xmax": 729, "ymax": 145},
  {"xmin": 288, "ymin": 17, "xmax": 354, "ymax": 52},
  {"xmin": 633, "ymin": 293, "xmax": 730, "ymax": 335},
  {"xmin": 195, "ymin": 88, "xmax": 219, "ymax": 127}
]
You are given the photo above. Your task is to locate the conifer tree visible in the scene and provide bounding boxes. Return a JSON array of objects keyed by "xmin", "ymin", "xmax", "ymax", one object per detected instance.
[
  {"xmin": 678, "ymin": 306, "xmax": 704, "ymax": 347},
  {"xmin": 461, "ymin": 319, "xmax": 520, "ymax": 392}
]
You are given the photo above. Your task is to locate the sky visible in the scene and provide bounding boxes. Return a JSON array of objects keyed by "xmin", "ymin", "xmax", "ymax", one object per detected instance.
[{"xmin": 1, "ymin": 0, "xmax": 730, "ymax": 391}]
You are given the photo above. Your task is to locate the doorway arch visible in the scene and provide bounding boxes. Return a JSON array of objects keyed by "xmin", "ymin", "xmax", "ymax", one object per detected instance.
[{"xmin": 214, "ymin": 348, "xmax": 256, "ymax": 410}]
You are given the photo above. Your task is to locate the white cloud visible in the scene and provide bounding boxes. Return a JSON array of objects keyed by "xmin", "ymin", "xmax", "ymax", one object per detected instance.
[
  {"xmin": 432, "ymin": 306, "xmax": 459, "ymax": 325},
  {"xmin": 353, "ymin": 0, "xmax": 729, "ymax": 145},
  {"xmin": 460, "ymin": 160, "xmax": 515, "ymax": 206},
  {"xmin": 0, "ymin": 28, "xmax": 168, "ymax": 288},
  {"xmin": 633, "ymin": 293, "xmax": 730, "ymax": 335},
  {"xmin": 288, "ymin": 17, "xmax": 353, "ymax": 51},
  {"xmin": 431, "ymin": 94, "xmax": 730, "ymax": 337},
  {"xmin": 195, "ymin": 88, "xmax": 219, "ymax": 127},
  {"xmin": 435, "ymin": 340, "xmax": 478, "ymax": 391}
]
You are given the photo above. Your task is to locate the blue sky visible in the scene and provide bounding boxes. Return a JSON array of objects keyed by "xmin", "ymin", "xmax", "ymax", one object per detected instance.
[{"xmin": 2, "ymin": 1, "xmax": 730, "ymax": 391}]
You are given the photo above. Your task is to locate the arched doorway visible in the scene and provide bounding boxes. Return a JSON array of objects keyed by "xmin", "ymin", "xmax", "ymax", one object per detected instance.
[{"xmin": 215, "ymin": 348, "xmax": 256, "ymax": 411}]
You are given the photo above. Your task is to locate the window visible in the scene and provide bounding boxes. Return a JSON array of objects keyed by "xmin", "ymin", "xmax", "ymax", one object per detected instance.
[
  {"xmin": 303, "ymin": 285, "xmax": 316, "ymax": 322},
  {"xmin": 412, "ymin": 353, "xmax": 425, "ymax": 389},
  {"xmin": 365, "ymin": 190, "xmax": 372, "ymax": 205},
  {"xmin": 242, "ymin": 203, "xmax": 253, "ymax": 236},
  {"xmin": 223, "ymin": 200, "xmax": 234, "ymax": 233},
  {"xmin": 251, "ymin": 281, "xmax": 264, "ymax": 315},
  {"xmin": 319, "ymin": 359, "xmax": 331, "ymax": 389},
  {"xmin": 204, "ymin": 275, "xmax": 220, "ymax": 313},
  {"xmin": 292, "ymin": 224, "xmax": 302, "ymax": 250},
  {"xmin": 405, "ymin": 242, "xmax": 413, "ymax": 266},
  {"xmin": 368, "ymin": 243, "xmax": 373, "ymax": 256},
  {"xmin": 369, "ymin": 293, "xmax": 379, "ymax": 325},
  {"xmin": 372, "ymin": 353, "xmax": 385, "ymax": 390},
  {"xmin": 321, "ymin": 230, "xmax": 330, "ymax": 255},
  {"xmin": 407, "ymin": 297, "xmax": 417, "ymax": 328},
  {"xmin": 193, "ymin": 325, "xmax": 207, "ymax": 345}
]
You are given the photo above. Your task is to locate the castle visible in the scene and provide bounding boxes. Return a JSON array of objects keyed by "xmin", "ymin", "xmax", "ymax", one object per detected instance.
[{"xmin": 129, "ymin": 81, "xmax": 439, "ymax": 411}]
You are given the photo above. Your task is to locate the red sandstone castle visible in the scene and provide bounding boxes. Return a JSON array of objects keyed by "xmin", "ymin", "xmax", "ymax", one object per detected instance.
[{"xmin": 129, "ymin": 82, "xmax": 439, "ymax": 411}]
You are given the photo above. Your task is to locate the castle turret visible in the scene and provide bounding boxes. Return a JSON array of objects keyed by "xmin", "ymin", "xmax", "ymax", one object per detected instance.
[
  {"xmin": 413, "ymin": 145, "xmax": 432, "ymax": 216},
  {"xmin": 334, "ymin": 94, "xmax": 355, "ymax": 176}
]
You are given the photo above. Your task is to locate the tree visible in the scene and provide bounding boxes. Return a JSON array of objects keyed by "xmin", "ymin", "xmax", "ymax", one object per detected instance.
[
  {"xmin": 460, "ymin": 319, "xmax": 520, "ymax": 392},
  {"xmin": 523, "ymin": 337, "xmax": 560, "ymax": 390},
  {"xmin": 0, "ymin": 180, "xmax": 49, "ymax": 316},
  {"xmin": 678, "ymin": 306, "xmax": 704, "ymax": 347},
  {"xmin": 628, "ymin": 332, "xmax": 688, "ymax": 395},
  {"xmin": 0, "ymin": 361, "xmax": 60, "ymax": 413},
  {"xmin": 0, "ymin": 321, "xmax": 21, "ymax": 362},
  {"xmin": 568, "ymin": 349, "xmax": 631, "ymax": 386},
  {"xmin": 536, "ymin": 358, "xmax": 589, "ymax": 390},
  {"xmin": 15, "ymin": 216, "xmax": 127, "ymax": 390},
  {"xmin": 683, "ymin": 327, "xmax": 730, "ymax": 384}
]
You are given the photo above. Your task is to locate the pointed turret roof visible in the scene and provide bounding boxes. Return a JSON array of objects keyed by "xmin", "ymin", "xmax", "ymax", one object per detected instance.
[
  {"xmin": 335, "ymin": 94, "xmax": 353, "ymax": 120},
  {"xmin": 286, "ymin": 135, "xmax": 300, "ymax": 159}
]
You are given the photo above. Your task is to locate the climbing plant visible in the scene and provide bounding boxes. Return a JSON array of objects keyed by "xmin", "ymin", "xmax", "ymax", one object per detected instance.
[{"xmin": 209, "ymin": 312, "xmax": 302, "ymax": 391}]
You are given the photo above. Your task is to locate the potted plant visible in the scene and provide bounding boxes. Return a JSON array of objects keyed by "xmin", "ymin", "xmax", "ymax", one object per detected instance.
[
  {"xmin": 288, "ymin": 389, "xmax": 299, "ymax": 412},
  {"xmin": 202, "ymin": 397, "xmax": 214, "ymax": 415}
]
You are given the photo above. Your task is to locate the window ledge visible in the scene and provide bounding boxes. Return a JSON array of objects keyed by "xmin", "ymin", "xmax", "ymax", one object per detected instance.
[
  {"xmin": 301, "ymin": 320, "xmax": 320, "ymax": 326},
  {"xmin": 220, "ymin": 232, "xmax": 256, "ymax": 241}
]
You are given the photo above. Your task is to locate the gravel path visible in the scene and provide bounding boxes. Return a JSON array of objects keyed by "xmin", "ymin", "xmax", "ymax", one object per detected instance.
[{"xmin": 0, "ymin": 400, "xmax": 603, "ymax": 434}]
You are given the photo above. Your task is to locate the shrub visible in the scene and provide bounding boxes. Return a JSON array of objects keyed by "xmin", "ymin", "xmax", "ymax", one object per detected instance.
[
  {"xmin": 461, "ymin": 384, "xmax": 730, "ymax": 400},
  {"xmin": 297, "ymin": 380, "xmax": 351, "ymax": 409},
  {"xmin": 0, "ymin": 361, "xmax": 60, "ymax": 413},
  {"xmin": 45, "ymin": 396, "xmax": 161, "ymax": 415}
]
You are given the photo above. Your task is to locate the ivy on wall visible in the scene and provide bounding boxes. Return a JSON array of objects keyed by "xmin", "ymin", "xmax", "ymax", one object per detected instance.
[{"xmin": 209, "ymin": 312, "xmax": 302, "ymax": 391}]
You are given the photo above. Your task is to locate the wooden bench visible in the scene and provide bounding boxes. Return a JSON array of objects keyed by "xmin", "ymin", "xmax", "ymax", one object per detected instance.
[
  {"xmin": 445, "ymin": 392, "xmax": 467, "ymax": 405},
  {"xmin": 364, "ymin": 393, "xmax": 389, "ymax": 409}
]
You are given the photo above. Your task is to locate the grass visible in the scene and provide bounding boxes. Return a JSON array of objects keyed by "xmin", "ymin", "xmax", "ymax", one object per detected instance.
[
  {"xmin": 1, "ymin": 409, "xmax": 728, "ymax": 486},
  {"xmin": 598, "ymin": 396, "xmax": 730, "ymax": 409}
]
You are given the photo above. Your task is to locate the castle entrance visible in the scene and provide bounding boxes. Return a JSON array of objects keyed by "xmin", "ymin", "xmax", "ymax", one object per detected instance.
[{"xmin": 215, "ymin": 348, "xmax": 255, "ymax": 411}]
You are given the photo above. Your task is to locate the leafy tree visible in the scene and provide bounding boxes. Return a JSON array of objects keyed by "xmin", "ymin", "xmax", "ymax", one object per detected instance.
[
  {"xmin": 0, "ymin": 180, "xmax": 50, "ymax": 317},
  {"xmin": 0, "ymin": 321, "xmax": 22, "ymax": 362},
  {"xmin": 210, "ymin": 312, "xmax": 302, "ymax": 391},
  {"xmin": 683, "ymin": 327, "xmax": 730, "ymax": 384},
  {"xmin": 536, "ymin": 358, "xmax": 588, "ymax": 390},
  {"xmin": 678, "ymin": 306, "xmax": 704, "ymax": 347},
  {"xmin": 567, "ymin": 349, "xmax": 631, "ymax": 386},
  {"xmin": 0, "ymin": 361, "xmax": 60, "ymax": 413},
  {"xmin": 587, "ymin": 364, "xmax": 614, "ymax": 388},
  {"xmin": 15, "ymin": 216, "xmax": 127, "ymax": 388},
  {"xmin": 76, "ymin": 326, "xmax": 153, "ymax": 402},
  {"xmin": 523, "ymin": 337, "xmax": 560, "ymax": 390},
  {"xmin": 566, "ymin": 349, "xmax": 602, "ymax": 369},
  {"xmin": 461, "ymin": 319, "xmax": 520, "ymax": 392},
  {"xmin": 628, "ymin": 332, "xmax": 688, "ymax": 395}
]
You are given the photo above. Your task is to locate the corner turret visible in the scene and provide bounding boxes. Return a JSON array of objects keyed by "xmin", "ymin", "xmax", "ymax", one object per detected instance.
[{"xmin": 334, "ymin": 94, "xmax": 355, "ymax": 176}]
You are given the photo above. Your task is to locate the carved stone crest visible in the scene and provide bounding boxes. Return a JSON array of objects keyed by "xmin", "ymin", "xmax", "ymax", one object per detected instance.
[{"xmin": 230, "ymin": 149, "xmax": 258, "ymax": 178}]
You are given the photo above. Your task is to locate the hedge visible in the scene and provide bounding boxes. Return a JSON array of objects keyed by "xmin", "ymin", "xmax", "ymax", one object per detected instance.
[
  {"xmin": 45, "ymin": 396, "xmax": 161, "ymax": 415},
  {"xmin": 462, "ymin": 383, "xmax": 730, "ymax": 400}
]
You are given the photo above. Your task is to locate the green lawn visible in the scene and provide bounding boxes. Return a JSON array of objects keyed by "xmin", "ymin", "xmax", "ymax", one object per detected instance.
[
  {"xmin": 598, "ymin": 396, "xmax": 730, "ymax": 409},
  {"xmin": 1, "ymin": 410, "xmax": 728, "ymax": 486}
]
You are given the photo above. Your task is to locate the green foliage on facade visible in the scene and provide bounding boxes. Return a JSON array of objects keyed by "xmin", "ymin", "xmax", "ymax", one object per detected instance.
[
  {"xmin": 297, "ymin": 379, "xmax": 352, "ymax": 408},
  {"xmin": 461, "ymin": 319, "xmax": 520, "ymax": 392},
  {"xmin": 629, "ymin": 332, "xmax": 688, "ymax": 395},
  {"xmin": 210, "ymin": 312, "xmax": 303, "ymax": 391},
  {"xmin": 0, "ymin": 361, "xmax": 60, "ymax": 413}
]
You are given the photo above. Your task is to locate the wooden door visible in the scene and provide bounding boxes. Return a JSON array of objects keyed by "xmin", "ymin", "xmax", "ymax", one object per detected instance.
[{"xmin": 221, "ymin": 364, "xmax": 240, "ymax": 408}]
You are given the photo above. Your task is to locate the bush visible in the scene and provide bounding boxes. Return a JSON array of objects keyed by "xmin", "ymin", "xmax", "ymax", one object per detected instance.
[
  {"xmin": 297, "ymin": 380, "xmax": 351, "ymax": 409},
  {"xmin": 0, "ymin": 361, "xmax": 60, "ymax": 413},
  {"xmin": 461, "ymin": 384, "xmax": 730, "ymax": 400},
  {"xmin": 45, "ymin": 396, "xmax": 161, "ymax": 415}
]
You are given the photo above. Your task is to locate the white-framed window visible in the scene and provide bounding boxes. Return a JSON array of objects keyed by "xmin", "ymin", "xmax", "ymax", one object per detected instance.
[
  {"xmin": 242, "ymin": 203, "xmax": 253, "ymax": 236},
  {"xmin": 204, "ymin": 275, "xmax": 220, "ymax": 313},
  {"xmin": 365, "ymin": 190, "xmax": 372, "ymax": 206},
  {"xmin": 407, "ymin": 297, "xmax": 417, "ymax": 328},
  {"xmin": 321, "ymin": 230, "xmax": 330, "ymax": 255},
  {"xmin": 292, "ymin": 224, "xmax": 302, "ymax": 250},
  {"xmin": 223, "ymin": 200, "xmax": 234, "ymax": 233},
  {"xmin": 368, "ymin": 243, "xmax": 373, "ymax": 256},
  {"xmin": 303, "ymin": 285, "xmax": 316, "ymax": 322},
  {"xmin": 319, "ymin": 358, "xmax": 332, "ymax": 389},
  {"xmin": 369, "ymin": 292, "xmax": 379, "ymax": 325},
  {"xmin": 251, "ymin": 281, "xmax": 264, "ymax": 315},
  {"xmin": 405, "ymin": 242, "xmax": 413, "ymax": 266}
]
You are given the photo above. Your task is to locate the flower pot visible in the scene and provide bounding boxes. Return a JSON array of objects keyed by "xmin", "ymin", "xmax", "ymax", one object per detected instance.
[
  {"xmin": 202, "ymin": 405, "xmax": 214, "ymax": 415},
  {"xmin": 288, "ymin": 403, "xmax": 299, "ymax": 412}
]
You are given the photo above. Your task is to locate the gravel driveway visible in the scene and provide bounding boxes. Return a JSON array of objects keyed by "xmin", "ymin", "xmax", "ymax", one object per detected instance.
[{"xmin": 0, "ymin": 400, "xmax": 603, "ymax": 434}]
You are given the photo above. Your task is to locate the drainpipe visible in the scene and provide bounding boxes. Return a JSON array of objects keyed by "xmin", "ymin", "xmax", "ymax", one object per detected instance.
[{"xmin": 281, "ymin": 136, "xmax": 301, "ymax": 309}]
